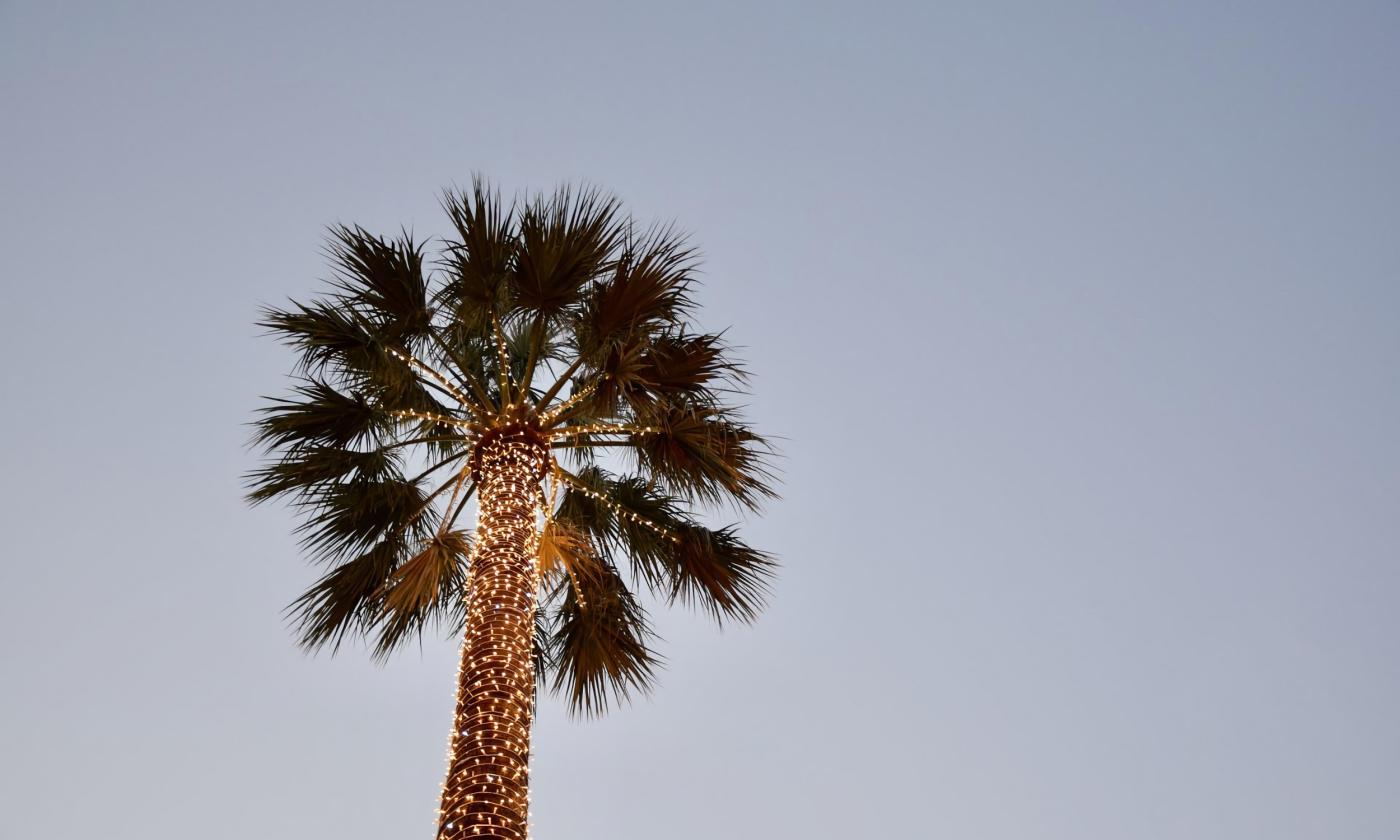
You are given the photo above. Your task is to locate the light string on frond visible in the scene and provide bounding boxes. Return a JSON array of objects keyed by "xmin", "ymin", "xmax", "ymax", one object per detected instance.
[
  {"xmin": 556, "ymin": 470, "xmax": 681, "ymax": 544},
  {"xmin": 389, "ymin": 408, "xmax": 482, "ymax": 433},
  {"xmin": 408, "ymin": 452, "xmax": 471, "ymax": 486},
  {"xmin": 387, "ymin": 346, "xmax": 482, "ymax": 415},
  {"xmin": 547, "ymin": 422, "xmax": 656, "ymax": 441},
  {"xmin": 427, "ymin": 332, "xmax": 498, "ymax": 409},
  {"xmin": 533, "ymin": 356, "xmax": 585, "ymax": 410},
  {"xmin": 537, "ymin": 377, "xmax": 601, "ymax": 426},
  {"xmin": 491, "ymin": 314, "xmax": 514, "ymax": 403},
  {"xmin": 546, "ymin": 463, "xmax": 563, "ymax": 518},
  {"xmin": 436, "ymin": 467, "xmax": 471, "ymax": 539},
  {"xmin": 516, "ymin": 314, "xmax": 548, "ymax": 405}
]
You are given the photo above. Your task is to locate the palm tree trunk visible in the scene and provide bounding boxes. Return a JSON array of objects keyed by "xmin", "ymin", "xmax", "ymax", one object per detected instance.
[{"xmin": 437, "ymin": 431, "xmax": 548, "ymax": 840}]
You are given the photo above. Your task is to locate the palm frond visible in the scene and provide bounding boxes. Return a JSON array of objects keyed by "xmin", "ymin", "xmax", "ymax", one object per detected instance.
[
  {"xmin": 537, "ymin": 518, "xmax": 603, "ymax": 583},
  {"xmin": 553, "ymin": 465, "xmax": 620, "ymax": 542},
  {"xmin": 588, "ymin": 331, "xmax": 742, "ymax": 413},
  {"xmin": 574, "ymin": 225, "xmax": 696, "ymax": 359},
  {"xmin": 372, "ymin": 530, "xmax": 472, "ymax": 659},
  {"xmin": 294, "ymin": 473, "xmax": 436, "ymax": 564},
  {"xmin": 288, "ymin": 538, "xmax": 406, "ymax": 652},
  {"xmin": 324, "ymin": 226, "xmax": 433, "ymax": 341},
  {"xmin": 630, "ymin": 406, "xmax": 776, "ymax": 510},
  {"xmin": 503, "ymin": 317, "xmax": 562, "ymax": 394},
  {"xmin": 258, "ymin": 302, "xmax": 440, "ymax": 414},
  {"xmin": 664, "ymin": 524, "xmax": 774, "ymax": 624},
  {"xmin": 634, "ymin": 331, "xmax": 744, "ymax": 404},
  {"xmin": 511, "ymin": 185, "xmax": 623, "ymax": 320},
  {"xmin": 259, "ymin": 300, "xmax": 377, "ymax": 374},
  {"xmin": 584, "ymin": 339, "xmax": 647, "ymax": 416},
  {"xmin": 245, "ymin": 445, "xmax": 400, "ymax": 505},
  {"xmin": 603, "ymin": 473, "xmax": 688, "ymax": 562},
  {"xmin": 556, "ymin": 469, "xmax": 774, "ymax": 624},
  {"xmin": 438, "ymin": 179, "xmax": 516, "ymax": 333},
  {"xmin": 533, "ymin": 595, "xmax": 557, "ymax": 690},
  {"xmin": 544, "ymin": 562, "xmax": 660, "ymax": 716},
  {"xmin": 429, "ymin": 328, "xmax": 498, "ymax": 401},
  {"xmin": 252, "ymin": 379, "xmax": 389, "ymax": 451}
]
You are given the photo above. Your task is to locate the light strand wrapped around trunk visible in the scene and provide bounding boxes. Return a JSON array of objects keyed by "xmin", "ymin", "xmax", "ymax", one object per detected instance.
[{"xmin": 437, "ymin": 429, "xmax": 548, "ymax": 840}]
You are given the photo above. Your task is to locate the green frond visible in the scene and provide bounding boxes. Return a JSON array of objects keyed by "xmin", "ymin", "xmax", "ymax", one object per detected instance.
[
  {"xmin": 573, "ymin": 225, "xmax": 696, "ymax": 360},
  {"xmin": 586, "ymin": 472, "xmax": 689, "ymax": 577},
  {"xmin": 294, "ymin": 473, "xmax": 436, "ymax": 564},
  {"xmin": 437, "ymin": 317, "xmax": 566, "ymax": 406},
  {"xmin": 259, "ymin": 301, "xmax": 437, "ymax": 413},
  {"xmin": 324, "ymin": 226, "xmax": 433, "ymax": 340},
  {"xmin": 630, "ymin": 406, "xmax": 776, "ymax": 510},
  {"xmin": 665, "ymin": 525, "xmax": 774, "ymax": 624},
  {"xmin": 533, "ymin": 597, "xmax": 557, "ymax": 689},
  {"xmin": 554, "ymin": 465, "xmax": 620, "ymax": 540},
  {"xmin": 438, "ymin": 178, "xmax": 516, "ymax": 333},
  {"xmin": 633, "ymin": 331, "xmax": 744, "ymax": 404},
  {"xmin": 502, "ymin": 317, "xmax": 562, "ymax": 394},
  {"xmin": 584, "ymin": 331, "xmax": 742, "ymax": 414},
  {"xmin": 259, "ymin": 300, "xmax": 378, "ymax": 375},
  {"xmin": 245, "ymin": 445, "xmax": 401, "ymax": 506},
  {"xmin": 555, "ymin": 469, "xmax": 774, "ymax": 624},
  {"xmin": 288, "ymin": 538, "xmax": 406, "ymax": 653},
  {"xmin": 252, "ymin": 379, "xmax": 389, "ymax": 451},
  {"xmin": 544, "ymin": 563, "xmax": 660, "ymax": 717},
  {"xmin": 511, "ymin": 185, "xmax": 623, "ymax": 320},
  {"xmin": 430, "ymin": 329, "xmax": 497, "ymax": 398},
  {"xmin": 584, "ymin": 340, "xmax": 647, "ymax": 416}
]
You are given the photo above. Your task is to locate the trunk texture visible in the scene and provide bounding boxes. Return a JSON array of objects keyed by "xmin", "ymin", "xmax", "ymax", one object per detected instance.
[{"xmin": 437, "ymin": 431, "xmax": 547, "ymax": 840}]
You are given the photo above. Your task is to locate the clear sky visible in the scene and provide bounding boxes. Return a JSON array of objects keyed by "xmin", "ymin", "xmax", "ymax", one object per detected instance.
[{"xmin": 2, "ymin": 2, "xmax": 1397, "ymax": 838}]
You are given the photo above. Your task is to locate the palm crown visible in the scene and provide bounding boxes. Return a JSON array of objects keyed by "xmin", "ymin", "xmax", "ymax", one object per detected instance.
[{"xmin": 249, "ymin": 180, "xmax": 776, "ymax": 715}]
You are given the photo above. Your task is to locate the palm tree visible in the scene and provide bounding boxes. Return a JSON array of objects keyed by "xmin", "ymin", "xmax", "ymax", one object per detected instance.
[{"xmin": 247, "ymin": 179, "xmax": 776, "ymax": 840}]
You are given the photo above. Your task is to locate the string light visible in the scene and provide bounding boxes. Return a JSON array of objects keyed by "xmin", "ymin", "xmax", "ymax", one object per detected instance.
[
  {"xmin": 387, "ymin": 346, "xmax": 479, "ymax": 413},
  {"xmin": 556, "ymin": 471, "xmax": 681, "ymax": 544},
  {"xmin": 547, "ymin": 423, "xmax": 657, "ymax": 440},
  {"xmin": 536, "ymin": 378, "xmax": 600, "ymax": 425},
  {"xmin": 492, "ymin": 316, "xmax": 514, "ymax": 399},
  {"xmin": 389, "ymin": 408, "xmax": 479, "ymax": 431}
]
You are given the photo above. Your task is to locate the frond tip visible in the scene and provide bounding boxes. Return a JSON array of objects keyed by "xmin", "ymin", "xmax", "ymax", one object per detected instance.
[
  {"xmin": 543, "ymin": 564, "xmax": 661, "ymax": 716},
  {"xmin": 666, "ymin": 525, "xmax": 775, "ymax": 623},
  {"xmin": 553, "ymin": 466, "xmax": 777, "ymax": 626},
  {"xmin": 631, "ymin": 406, "xmax": 777, "ymax": 510}
]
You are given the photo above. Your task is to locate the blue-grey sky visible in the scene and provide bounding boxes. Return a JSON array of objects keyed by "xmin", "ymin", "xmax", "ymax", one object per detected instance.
[{"xmin": 2, "ymin": 2, "xmax": 1397, "ymax": 838}]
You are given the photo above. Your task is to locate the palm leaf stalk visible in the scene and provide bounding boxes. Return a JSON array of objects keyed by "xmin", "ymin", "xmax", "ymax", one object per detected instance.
[{"xmin": 248, "ymin": 179, "xmax": 777, "ymax": 840}]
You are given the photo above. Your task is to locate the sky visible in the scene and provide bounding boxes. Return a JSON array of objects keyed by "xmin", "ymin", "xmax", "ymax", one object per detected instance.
[{"xmin": 2, "ymin": 2, "xmax": 1397, "ymax": 838}]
